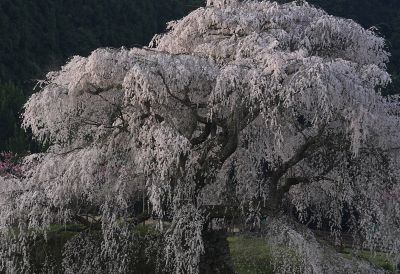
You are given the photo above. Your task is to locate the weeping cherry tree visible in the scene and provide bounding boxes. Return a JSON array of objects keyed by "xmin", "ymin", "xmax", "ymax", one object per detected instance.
[{"xmin": 1, "ymin": 0, "xmax": 400, "ymax": 273}]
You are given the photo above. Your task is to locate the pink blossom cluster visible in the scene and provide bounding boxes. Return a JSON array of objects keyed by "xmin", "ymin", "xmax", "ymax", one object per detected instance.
[{"xmin": 0, "ymin": 152, "xmax": 23, "ymax": 178}]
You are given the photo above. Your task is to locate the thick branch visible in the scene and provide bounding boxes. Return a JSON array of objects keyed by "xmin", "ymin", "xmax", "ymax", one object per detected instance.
[
  {"xmin": 272, "ymin": 127, "xmax": 325, "ymax": 185},
  {"xmin": 191, "ymin": 123, "xmax": 214, "ymax": 146}
]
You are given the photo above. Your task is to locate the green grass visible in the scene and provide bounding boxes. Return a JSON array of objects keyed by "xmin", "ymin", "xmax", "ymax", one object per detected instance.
[
  {"xmin": 228, "ymin": 236, "xmax": 275, "ymax": 274},
  {"xmin": 228, "ymin": 236, "xmax": 398, "ymax": 274},
  {"xmin": 342, "ymin": 248, "xmax": 398, "ymax": 272}
]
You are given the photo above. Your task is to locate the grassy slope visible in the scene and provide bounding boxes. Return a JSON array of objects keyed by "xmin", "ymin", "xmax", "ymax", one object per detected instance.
[
  {"xmin": 228, "ymin": 236, "xmax": 398, "ymax": 274},
  {"xmin": 228, "ymin": 236, "xmax": 275, "ymax": 274}
]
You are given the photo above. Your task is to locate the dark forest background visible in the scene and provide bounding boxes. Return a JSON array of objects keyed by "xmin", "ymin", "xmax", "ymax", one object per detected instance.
[{"xmin": 0, "ymin": 0, "xmax": 399, "ymax": 153}]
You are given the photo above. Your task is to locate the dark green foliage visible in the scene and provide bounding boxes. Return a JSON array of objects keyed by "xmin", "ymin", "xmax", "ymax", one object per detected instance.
[
  {"xmin": 0, "ymin": 0, "xmax": 204, "ymax": 85},
  {"xmin": 0, "ymin": 82, "xmax": 28, "ymax": 153}
]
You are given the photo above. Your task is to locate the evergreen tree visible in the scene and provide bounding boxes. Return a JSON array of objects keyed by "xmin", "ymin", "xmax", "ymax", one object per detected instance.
[{"xmin": 0, "ymin": 83, "xmax": 27, "ymax": 153}]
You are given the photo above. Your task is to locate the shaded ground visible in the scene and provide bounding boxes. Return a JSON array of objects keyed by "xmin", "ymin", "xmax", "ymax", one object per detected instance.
[
  {"xmin": 228, "ymin": 235, "xmax": 398, "ymax": 274},
  {"xmin": 2, "ymin": 225, "xmax": 398, "ymax": 273}
]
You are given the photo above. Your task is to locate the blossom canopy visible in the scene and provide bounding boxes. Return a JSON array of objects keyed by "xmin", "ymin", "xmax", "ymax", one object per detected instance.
[{"xmin": 0, "ymin": 0, "xmax": 399, "ymax": 273}]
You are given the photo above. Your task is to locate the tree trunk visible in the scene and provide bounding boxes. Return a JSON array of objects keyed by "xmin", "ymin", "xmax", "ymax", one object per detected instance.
[{"xmin": 199, "ymin": 229, "xmax": 236, "ymax": 274}]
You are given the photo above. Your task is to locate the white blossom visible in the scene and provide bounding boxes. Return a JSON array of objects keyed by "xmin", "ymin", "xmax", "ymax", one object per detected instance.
[{"xmin": 0, "ymin": 0, "xmax": 399, "ymax": 273}]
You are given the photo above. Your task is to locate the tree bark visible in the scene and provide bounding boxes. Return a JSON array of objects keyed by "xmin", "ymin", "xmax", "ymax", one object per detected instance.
[{"xmin": 199, "ymin": 229, "xmax": 236, "ymax": 274}]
